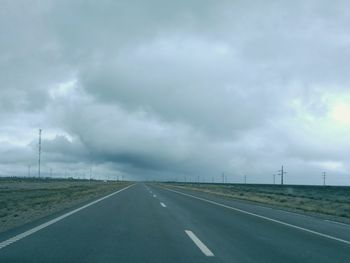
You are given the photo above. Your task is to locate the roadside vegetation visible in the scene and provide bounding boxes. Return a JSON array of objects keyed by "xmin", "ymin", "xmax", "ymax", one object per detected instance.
[
  {"xmin": 164, "ymin": 182, "xmax": 350, "ymax": 223},
  {"xmin": 0, "ymin": 177, "xmax": 131, "ymax": 233}
]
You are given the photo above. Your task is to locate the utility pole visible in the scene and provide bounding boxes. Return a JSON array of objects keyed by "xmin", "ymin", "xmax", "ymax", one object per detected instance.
[
  {"xmin": 222, "ymin": 172, "xmax": 225, "ymax": 184},
  {"xmin": 273, "ymin": 174, "xmax": 276, "ymax": 185},
  {"xmin": 90, "ymin": 167, "xmax": 92, "ymax": 180},
  {"xmin": 28, "ymin": 165, "xmax": 31, "ymax": 177},
  {"xmin": 278, "ymin": 165, "xmax": 287, "ymax": 185},
  {"xmin": 50, "ymin": 168, "xmax": 52, "ymax": 178},
  {"xmin": 38, "ymin": 129, "xmax": 42, "ymax": 178},
  {"xmin": 244, "ymin": 174, "xmax": 247, "ymax": 184},
  {"xmin": 322, "ymin": 172, "xmax": 326, "ymax": 186}
]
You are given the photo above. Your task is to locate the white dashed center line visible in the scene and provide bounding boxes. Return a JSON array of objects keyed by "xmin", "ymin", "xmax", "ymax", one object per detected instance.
[
  {"xmin": 165, "ymin": 187, "xmax": 350, "ymax": 246},
  {"xmin": 185, "ymin": 230, "xmax": 214, "ymax": 257},
  {"xmin": 160, "ymin": 202, "xmax": 166, "ymax": 208}
]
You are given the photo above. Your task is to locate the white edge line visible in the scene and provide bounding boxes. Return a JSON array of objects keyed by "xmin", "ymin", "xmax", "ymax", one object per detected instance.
[
  {"xmin": 185, "ymin": 230, "xmax": 214, "ymax": 256},
  {"xmin": 164, "ymin": 187, "xmax": 350, "ymax": 246},
  {"xmin": 0, "ymin": 184, "xmax": 135, "ymax": 250},
  {"xmin": 324, "ymin": 220, "xmax": 349, "ymax": 227},
  {"xmin": 160, "ymin": 202, "xmax": 166, "ymax": 208}
]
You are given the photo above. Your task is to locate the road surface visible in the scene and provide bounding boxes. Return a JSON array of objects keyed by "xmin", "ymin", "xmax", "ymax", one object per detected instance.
[{"xmin": 0, "ymin": 183, "xmax": 349, "ymax": 262}]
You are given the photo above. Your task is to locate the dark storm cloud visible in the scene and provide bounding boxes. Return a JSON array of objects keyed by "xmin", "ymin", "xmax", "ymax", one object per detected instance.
[{"xmin": 1, "ymin": 0, "xmax": 350, "ymax": 184}]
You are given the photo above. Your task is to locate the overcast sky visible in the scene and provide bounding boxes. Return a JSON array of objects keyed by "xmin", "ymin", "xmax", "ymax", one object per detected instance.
[{"xmin": 1, "ymin": 0, "xmax": 350, "ymax": 185}]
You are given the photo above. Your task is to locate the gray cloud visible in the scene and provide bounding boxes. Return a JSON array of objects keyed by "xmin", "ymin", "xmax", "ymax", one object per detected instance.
[{"xmin": 1, "ymin": 0, "xmax": 350, "ymax": 184}]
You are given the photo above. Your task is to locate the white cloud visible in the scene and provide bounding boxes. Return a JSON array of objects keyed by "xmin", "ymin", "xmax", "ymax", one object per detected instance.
[{"xmin": 49, "ymin": 78, "xmax": 78, "ymax": 99}]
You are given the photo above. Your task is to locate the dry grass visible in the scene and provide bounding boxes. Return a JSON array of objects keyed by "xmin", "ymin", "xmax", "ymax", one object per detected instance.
[
  {"xmin": 0, "ymin": 177, "xmax": 131, "ymax": 233},
  {"xmin": 164, "ymin": 183, "xmax": 350, "ymax": 223}
]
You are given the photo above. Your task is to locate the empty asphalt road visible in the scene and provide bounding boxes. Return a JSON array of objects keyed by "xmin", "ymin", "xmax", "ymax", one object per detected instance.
[{"xmin": 0, "ymin": 183, "xmax": 349, "ymax": 262}]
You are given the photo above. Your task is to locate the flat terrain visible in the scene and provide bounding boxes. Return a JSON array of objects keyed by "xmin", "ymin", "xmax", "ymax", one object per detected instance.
[
  {"xmin": 0, "ymin": 177, "xmax": 130, "ymax": 233},
  {"xmin": 164, "ymin": 182, "xmax": 350, "ymax": 223},
  {"xmin": 0, "ymin": 183, "xmax": 349, "ymax": 262}
]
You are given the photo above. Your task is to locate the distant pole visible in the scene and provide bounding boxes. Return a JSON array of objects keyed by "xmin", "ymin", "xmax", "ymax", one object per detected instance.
[
  {"xmin": 281, "ymin": 165, "xmax": 284, "ymax": 185},
  {"xmin": 90, "ymin": 167, "xmax": 92, "ymax": 180},
  {"xmin": 273, "ymin": 174, "xmax": 276, "ymax": 184},
  {"xmin": 323, "ymin": 172, "xmax": 326, "ymax": 186},
  {"xmin": 28, "ymin": 165, "xmax": 31, "ymax": 177},
  {"xmin": 279, "ymin": 165, "xmax": 287, "ymax": 185},
  {"xmin": 244, "ymin": 174, "xmax": 247, "ymax": 184},
  {"xmin": 197, "ymin": 175, "xmax": 200, "ymax": 183},
  {"xmin": 38, "ymin": 129, "xmax": 42, "ymax": 178},
  {"xmin": 50, "ymin": 168, "xmax": 52, "ymax": 178},
  {"xmin": 222, "ymin": 172, "xmax": 225, "ymax": 184}
]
